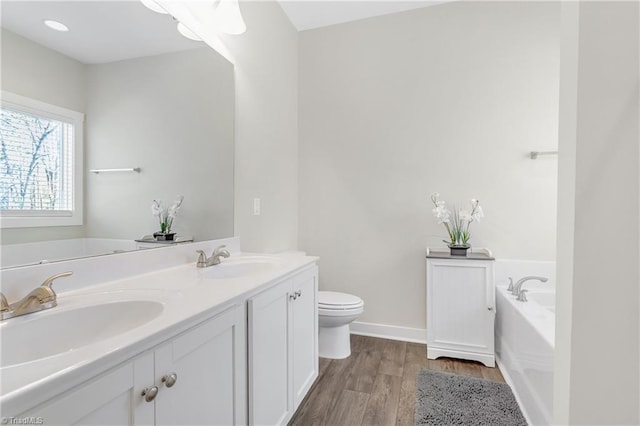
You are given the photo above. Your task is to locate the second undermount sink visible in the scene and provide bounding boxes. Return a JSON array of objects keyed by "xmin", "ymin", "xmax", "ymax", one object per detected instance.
[
  {"xmin": 201, "ymin": 256, "xmax": 282, "ymax": 279},
  {"xmin": 0, "ymin": 300, "xmax": 163, "ymax": 368}
]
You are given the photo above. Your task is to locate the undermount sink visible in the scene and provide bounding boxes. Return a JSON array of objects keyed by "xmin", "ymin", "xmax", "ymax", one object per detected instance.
[
  {"xmin": 201, "ymin": 256, "xmax": 282, "ymax": 279},
  {"xmin": 0, "ymin": 300, "xmax": 163, "ymax": 367}
]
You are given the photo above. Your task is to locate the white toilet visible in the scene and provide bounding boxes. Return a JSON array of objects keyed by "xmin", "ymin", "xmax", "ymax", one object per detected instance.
[{"xmin": 318, "ymin": 291, "xmax": 364, "ymax": 359}]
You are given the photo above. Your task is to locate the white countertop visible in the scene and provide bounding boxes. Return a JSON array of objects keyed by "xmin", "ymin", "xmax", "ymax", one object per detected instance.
[{"xmin": 0, "ymin": 251, "xmax": 318, "ymax": 415}]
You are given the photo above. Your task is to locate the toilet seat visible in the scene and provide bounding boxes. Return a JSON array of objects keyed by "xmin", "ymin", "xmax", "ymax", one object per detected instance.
[{"xmin": 318, "ymin": 291, "xmax": 364, "ymax": 310}]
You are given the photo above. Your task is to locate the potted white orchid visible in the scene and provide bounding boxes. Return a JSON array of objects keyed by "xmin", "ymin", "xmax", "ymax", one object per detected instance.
[
  {"xmin": 430, "ymin": 193, "xmax": 483, "ymax": 255},
  {"xmin": 151, "ymin": 195, "xmax": 184, "ymax": 241}
]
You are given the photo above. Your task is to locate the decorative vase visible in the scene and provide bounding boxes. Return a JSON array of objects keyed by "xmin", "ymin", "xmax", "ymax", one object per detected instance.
[
  {"xmin": 449, "ymin": 245, "xmax": 470, "ymax": 256},
  {"xmin": 153, "ymin": 232, "xmax": 176, "ymax": 241}
]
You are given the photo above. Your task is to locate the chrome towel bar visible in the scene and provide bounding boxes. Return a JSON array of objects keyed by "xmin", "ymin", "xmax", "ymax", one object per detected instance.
[
  {"xmin": 529, "ymin": 151, "xmax": 558, "ymax": 160},
  {"xmin": 90, "ymin": 168, "xmax": 141, "ymax": 174}
]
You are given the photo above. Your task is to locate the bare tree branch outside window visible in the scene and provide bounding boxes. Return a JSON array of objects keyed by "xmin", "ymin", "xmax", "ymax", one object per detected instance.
[{"xmin": 0, "ymin": 107, "xmax": 70, "ymax": 211}]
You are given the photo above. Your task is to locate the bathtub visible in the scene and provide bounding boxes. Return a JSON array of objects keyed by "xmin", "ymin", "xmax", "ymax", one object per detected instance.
[
  {"xmin": 495, "ymin": 260, "xmax": 555, "ymax": 426},
  {"xmin": 1, "ymin": 238, "xmax": 141, "ymax": 269}
]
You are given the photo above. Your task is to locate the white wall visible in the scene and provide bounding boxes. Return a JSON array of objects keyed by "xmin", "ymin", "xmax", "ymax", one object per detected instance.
[
  {"xmin": 84, "ymin": 48, "xmax": 234, "ymax": 240},
  {"xmin": 0, "ymin": 29, "xmax": 85, "ymax": 244},
  {"xmin": 218, "ymin": 1, "xmax": 300, "ymax": 253},
  {"xmin": 298, "ymin": 1, "xmax": 560, "ymax": 329},
  {"xmin": 555, "ymin": 2, "xmax": 640, "ymax": 424}
]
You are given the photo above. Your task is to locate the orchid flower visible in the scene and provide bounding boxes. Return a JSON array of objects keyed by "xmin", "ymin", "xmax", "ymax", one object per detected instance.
[
  {"xmin": 430, "ymin": 193, "xmax": 483, "ymax": 247},
  {"xmin": 151, "ymin": 195, "xmax": 184, "ymax": 234}
]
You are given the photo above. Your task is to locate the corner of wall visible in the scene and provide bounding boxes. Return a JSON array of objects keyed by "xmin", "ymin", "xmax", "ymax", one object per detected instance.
[{"xmin": 553, "ymin": 2, "xmax": 580, "ymax": 423}]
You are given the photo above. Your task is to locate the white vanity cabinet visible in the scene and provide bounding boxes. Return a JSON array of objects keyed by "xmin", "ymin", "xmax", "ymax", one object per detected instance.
[
  {"xmin": 19, "ymin": 305, "xmax": 246, "ymax": 426},
  {"xmin": 154, "ymin": 305, "xmax": 246, "ymax": 426},
  {"xmin": 426, "ymin": 251, "xmax": 496, "ymax": 367},
  {"xmin": 18, "ymin": 353, "xmax": 155, "ymax": 425},
  {"xmin": 248, "ymin": 266, "xmax": 318, "ymax": 426}
]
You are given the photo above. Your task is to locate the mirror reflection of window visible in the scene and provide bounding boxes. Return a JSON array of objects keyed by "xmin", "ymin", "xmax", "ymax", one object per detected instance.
[{"xmin": 1, "ymin": 92, "xmax": 83, "ymax": 228}]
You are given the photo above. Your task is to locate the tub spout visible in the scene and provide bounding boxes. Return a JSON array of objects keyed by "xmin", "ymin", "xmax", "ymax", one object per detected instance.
[{"xmin": 511, "ymin": 276, "xmax": 548, "ymax": 295}]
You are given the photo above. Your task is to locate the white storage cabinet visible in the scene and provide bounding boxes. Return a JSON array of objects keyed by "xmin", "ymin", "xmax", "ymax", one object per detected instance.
[
  {"xmin": 426, "ymin": 250, "xmax": 496, "ymax": 367},
  {"xmin": 248, "ymin": 265, "xmax": 318, "ymax": 426}
]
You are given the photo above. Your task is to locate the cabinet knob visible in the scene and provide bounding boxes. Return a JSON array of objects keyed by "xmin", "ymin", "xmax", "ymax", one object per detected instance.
[
  {"xmin": 141, "ymin": 386, "xmax": 159, "ymax": 402},
  {"xmin": 295, "ymin": 290, "xmax": 302, "ymax": 298},
  {"xmin": 487, "ymin": 307, "xmax": 494, "ymax": 311},
  {"xmin": 162, "ymin": 372, "xmax": 178, "ymax": 388},
  {"xmin": 289, "ymin": 293, "xmax": 297, "ymax": 301}
]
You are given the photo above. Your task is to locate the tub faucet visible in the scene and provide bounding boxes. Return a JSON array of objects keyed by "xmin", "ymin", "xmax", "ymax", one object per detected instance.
[
  {"xmin": 196, "ymin": 244, "xmax": 230, "ymax": 268},
  {"xmin": 1, "ymin": 272, "xmax": 72, "ymax": 321},
  {"xmin": 511, "ymin": 276, "xmax": 548, "ymax": 295}
]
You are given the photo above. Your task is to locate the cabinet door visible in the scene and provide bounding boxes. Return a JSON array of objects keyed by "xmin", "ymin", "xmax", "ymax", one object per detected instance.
[
  {"xmin": 427, "ymin": 260, "xmax": 495, "ymax": 355},
  {"xmin": 291, "ymin": 267, "xmax": 318, "ymax": 407},
  {"xmin": 21, "ymin": 353, "xmax": 154, "ymax": 426},
  {"xmin": 248, "ymin": 279, "xmax": 292, "ymax": 426},
  {"xmin": 155, "ymin": 305, "xmax": 245, "ymax": 426}
]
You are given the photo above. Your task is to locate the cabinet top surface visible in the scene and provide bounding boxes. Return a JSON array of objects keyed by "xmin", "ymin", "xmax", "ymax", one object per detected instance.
[{"xmin": 426, "ymin": 250, "xmax": 495, "ymax": 261}]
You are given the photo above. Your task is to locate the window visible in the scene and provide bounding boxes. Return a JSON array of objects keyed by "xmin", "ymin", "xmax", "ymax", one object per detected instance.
[{"xmin": 0, "ymin": 91, "xmax": 83, "ymax": 228}]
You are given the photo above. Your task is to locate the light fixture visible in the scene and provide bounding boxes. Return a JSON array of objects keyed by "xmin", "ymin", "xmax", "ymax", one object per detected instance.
[
  {"xmin": 176, "ymin": 22, "xmax": 202, "ymax": 41},
  {"xmin": 211, "ymin": 0, "xmax": 246, "ymax": 35},
  {"xmin": 140, "ymin": 0, "xmax": 168, "ymax": 15},
  {"xmin": 43, "ymin": 19, "xmax": 69, "ymax": 32}
]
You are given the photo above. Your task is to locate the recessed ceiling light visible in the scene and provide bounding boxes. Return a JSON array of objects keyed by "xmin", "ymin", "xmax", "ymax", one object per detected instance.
[{"xmin": 43, "ymin": 19, "xmax": 69, "ymax": 32}]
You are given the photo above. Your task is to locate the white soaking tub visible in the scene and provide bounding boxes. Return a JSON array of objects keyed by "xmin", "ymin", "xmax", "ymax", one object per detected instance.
[{"xmin": 495, "ymin": 260, "xmax": 555, "ymax": 426}]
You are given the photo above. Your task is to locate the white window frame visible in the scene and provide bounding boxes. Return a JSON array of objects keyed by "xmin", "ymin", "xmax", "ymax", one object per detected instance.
[{"xmin": 0, "ymin": 91, "xmax": 84, "ymax": 228}]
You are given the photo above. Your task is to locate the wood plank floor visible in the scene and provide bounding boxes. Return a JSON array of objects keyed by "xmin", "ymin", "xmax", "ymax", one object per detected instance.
[{"xmin": 289, "ymin": 334, "xmax": 505, "ymax": 426}]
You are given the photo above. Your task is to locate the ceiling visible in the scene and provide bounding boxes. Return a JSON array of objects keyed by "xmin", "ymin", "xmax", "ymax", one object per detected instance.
[
  {"xmin": 0, "ymin": 1, "xmax": 203, "ymax": 64},
  {"xmin": 1, "ymin": 0, "xmax": 450, "ymax": 63},
  {"xmin": 277, "ymin": 0, "xmax": 448, "ymax": 31}
]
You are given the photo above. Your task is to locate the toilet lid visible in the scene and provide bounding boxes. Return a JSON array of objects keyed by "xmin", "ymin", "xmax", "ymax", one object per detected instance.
[{"xmin": 318, "ymin": 291, "xmax": 364, "ymax": 309}]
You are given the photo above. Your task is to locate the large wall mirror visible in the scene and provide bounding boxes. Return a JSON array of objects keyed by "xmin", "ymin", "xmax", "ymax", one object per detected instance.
[{"xmin": 0, "ymin": 1, "xmax": 235, "ymax": 268}]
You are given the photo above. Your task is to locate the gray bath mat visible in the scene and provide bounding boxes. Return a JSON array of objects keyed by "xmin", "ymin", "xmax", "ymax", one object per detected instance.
[{"xmin": 415, "ymin": 370, "xmax": 527, "ymax": 426}]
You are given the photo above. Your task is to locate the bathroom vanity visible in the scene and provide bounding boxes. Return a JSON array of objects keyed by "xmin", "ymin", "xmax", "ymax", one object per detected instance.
[
  {"xmin": 0, "ymin": 238, "xmax": 318, "ymax": 426},
  {"xmin": 426, "ymin": 248, "xmax": 496, "ymax": 367}
]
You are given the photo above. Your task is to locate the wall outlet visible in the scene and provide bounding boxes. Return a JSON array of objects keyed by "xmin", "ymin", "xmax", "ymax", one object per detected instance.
[{"xmin": 253, "ymin": 198, "xmax": 261, "ymax": 216}]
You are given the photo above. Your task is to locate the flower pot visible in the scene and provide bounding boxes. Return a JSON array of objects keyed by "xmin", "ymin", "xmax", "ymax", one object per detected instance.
[
  {"xmin": 449, "ymin": 245, "xmax": 470, "ymax": 256},
  {"xmin": 153, "ymin": 232, "xmax": 176, "ymax": 241}
]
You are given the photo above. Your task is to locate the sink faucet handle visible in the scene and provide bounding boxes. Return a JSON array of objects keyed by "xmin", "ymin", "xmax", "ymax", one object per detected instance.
[
  {"xmin": 36, "ymin": 272, "xmax": 72, "ymax": 304},
  {"xmin": 196, "ymin": 250, "xmax": 208, "ymax": 268},
  {"xmin": 213, "ymin": 244, "xmax": 227, "ymax": 255},
  {"xmin": 41, "ymin": 271, "xmax": 73, "ymax": 289},
  {"xmin": 0, "ymin": 293, "xmax": 9, "ymax": 312}
]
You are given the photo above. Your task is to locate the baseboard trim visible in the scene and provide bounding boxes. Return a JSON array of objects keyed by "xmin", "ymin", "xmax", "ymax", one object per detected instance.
[{"xmin": 350, "ymin": 321, "xmax": 427, "ymax": 344}]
